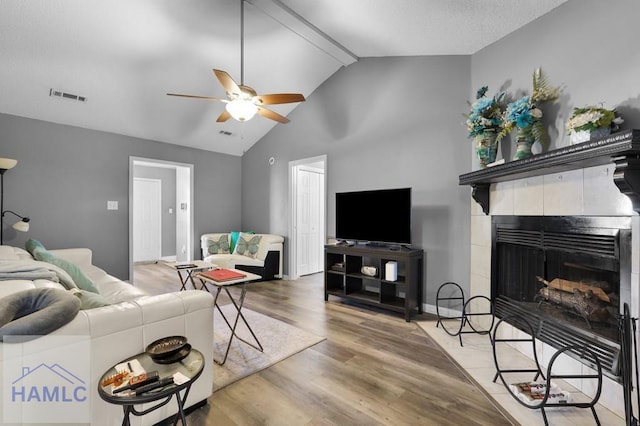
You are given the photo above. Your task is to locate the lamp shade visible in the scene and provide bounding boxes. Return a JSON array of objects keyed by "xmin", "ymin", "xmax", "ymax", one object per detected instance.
[
  {"xmin": 12, "ymin": 219, "xmax": 29, "ymax": 232},
  {"xmin": 0, "ymin": 158, "xmax": 17, "ymax": 171},
  {"xmin": 226, "ymin": 99, "xmax": 258, "ymax": 122}
]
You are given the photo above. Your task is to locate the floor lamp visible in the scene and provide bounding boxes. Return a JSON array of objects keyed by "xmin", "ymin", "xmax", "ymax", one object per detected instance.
[{"xmin": 0, "ymin": 158, "xmax": 30, "ymax": 245}]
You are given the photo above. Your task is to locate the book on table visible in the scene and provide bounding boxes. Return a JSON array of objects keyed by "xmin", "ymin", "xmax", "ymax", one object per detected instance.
[{"xmin": 200, "ymin": 268, "xmax": 247, "ymax": 282}]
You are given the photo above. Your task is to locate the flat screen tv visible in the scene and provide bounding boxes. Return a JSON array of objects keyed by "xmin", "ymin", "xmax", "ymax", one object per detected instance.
[{"xmin": 335, "ymin": 187, "xmax": 412, "ymax": 245}]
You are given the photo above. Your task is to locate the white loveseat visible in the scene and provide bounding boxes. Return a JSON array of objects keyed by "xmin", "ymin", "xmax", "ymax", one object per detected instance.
[
  {"xmin": 0, "ymin": 245, "xmax": 214, "ymax": 425},
  {"xmin": 201, "ymin": 232, "xmax": 284, "ymax": 280}
]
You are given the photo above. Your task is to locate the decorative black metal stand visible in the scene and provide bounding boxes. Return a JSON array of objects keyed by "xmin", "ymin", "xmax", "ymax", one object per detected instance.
[
  {"xmin": 492, "ymin": 314, "xmax": 603, "ymax": 426},
  {"xmin": 619, "ymin": 303, "xmax": 639, "ymax": 426},
  {"xmin": 436, "ymin": 282, "xmax": 494, "ymax": 347}
]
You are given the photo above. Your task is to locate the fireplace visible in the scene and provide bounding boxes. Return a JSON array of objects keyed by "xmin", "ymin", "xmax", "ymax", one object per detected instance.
[{"xmin": 491, "ymin": 215, "xmax": 631, "ymax": 380}]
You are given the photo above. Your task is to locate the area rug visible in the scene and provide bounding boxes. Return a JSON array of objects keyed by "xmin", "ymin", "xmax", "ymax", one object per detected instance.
[{"xmin": 213, "ymin": 305, "xmax": 325, "ymax": 391}]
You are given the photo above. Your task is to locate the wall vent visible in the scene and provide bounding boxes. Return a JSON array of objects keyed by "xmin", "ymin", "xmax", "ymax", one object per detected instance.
[{"xmin": 49, "ymin": 88, "xmax": 87, "ymax": 103}]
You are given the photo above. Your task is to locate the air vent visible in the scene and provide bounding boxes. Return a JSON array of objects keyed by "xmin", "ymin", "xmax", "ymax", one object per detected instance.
[
  {"xmin": 218, "ymin": 130, "xmax": 232, "ymax": 136},
  {"xmin": 49, "ymin": 88, "xmax": 87, "ymax": 103}
]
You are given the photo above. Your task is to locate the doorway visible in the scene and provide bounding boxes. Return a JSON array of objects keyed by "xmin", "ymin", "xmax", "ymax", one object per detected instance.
[
  {"xmin": 289, "ymin": 155, "xmax": 326, "ymax": 280},
  {"xmin": 129, "ymin": 157, "xmax": 194, "ymax": 281}
]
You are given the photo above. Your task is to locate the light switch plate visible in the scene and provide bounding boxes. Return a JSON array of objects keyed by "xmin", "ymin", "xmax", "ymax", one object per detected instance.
[{"xmin": 107, "ymin": 201, "xmax": 118, "ymax": 210}]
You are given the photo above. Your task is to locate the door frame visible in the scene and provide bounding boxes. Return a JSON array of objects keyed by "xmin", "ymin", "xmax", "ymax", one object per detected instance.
[
  {"xmin": 288, "ymin": 154, "xmax": 327, "ymax": 281},
  {"xmin": 129, "ymin": 156, "xmax": 194, "ymax": 280}
]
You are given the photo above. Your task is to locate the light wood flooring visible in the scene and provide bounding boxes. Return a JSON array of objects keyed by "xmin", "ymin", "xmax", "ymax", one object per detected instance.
[{"xmin": 133, "ymin": 263, "xmax": 516, "ymax": 426}]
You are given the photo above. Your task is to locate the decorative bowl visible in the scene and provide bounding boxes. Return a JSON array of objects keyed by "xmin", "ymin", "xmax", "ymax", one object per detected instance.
[{"xmin": 361, "ymin": 266, "xmax": 377, "ymax": 277}]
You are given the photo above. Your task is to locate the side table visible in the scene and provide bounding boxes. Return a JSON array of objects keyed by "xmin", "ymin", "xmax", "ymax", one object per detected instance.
[
  {"xmin": 98, "ymin": 348, "xmax": 204, "ymax": 426},
  {"xmin": 196, "ymin": 269, "xmax": 262, "ymax": 365},
  {"xmin": 164, "ymin": 260, "xmax": 213, "ymax": 291}
]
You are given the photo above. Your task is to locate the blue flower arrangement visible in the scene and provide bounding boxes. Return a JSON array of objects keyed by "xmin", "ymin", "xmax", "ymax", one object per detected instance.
[
  {"xmin": 465, "ymin": 86, "xmax": 506, "ymax": 138},
  {"xmin": 497, "ymin": 68, "xmax": 559, "ymax": 151}
]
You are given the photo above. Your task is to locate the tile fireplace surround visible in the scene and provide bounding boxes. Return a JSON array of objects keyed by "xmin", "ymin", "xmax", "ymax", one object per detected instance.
[{"xmin": 456, "ymin": 161, "xmax": 637, "ymax": 423}]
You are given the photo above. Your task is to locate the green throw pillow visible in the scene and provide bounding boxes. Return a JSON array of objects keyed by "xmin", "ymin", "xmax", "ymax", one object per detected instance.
[
  {"xmin": 233, "ymin": 233, "xmax": 261, "ymax": 259},
  {"xmin": 230, "ymin": 231, "xmax": 254, "ymax": 253},
  {"xmin": 207, "ymin": 234, "xmax": 230, "ymax": 254},
  {"xmin": 73, "ymin": 289, "xmax": 111, "ymax": 310},
  {"xmin": 26, "ymin": 239, "xmax": 100, "ymax": 294}
]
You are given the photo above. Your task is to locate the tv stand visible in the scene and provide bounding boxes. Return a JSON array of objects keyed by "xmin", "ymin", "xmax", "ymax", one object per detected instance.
[{"xmin": 324, "ymin": 244, "xmax": 424, "ymax": 321}]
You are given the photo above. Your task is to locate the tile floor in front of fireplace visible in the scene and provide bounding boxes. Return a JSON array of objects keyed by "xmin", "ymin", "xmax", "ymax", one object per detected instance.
[{"xmin": 418, "ymin": 320, "xmax": 625, "ymax": 426}]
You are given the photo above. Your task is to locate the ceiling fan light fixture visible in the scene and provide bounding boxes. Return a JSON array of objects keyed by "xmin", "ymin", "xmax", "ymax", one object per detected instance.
[{"xmin": 226, "ymin": 99, "xmax": 258, "ymax": 122}]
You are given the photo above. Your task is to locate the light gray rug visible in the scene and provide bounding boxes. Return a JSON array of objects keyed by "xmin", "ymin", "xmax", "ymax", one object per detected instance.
[{"xmin": 213, "ymin": 305, "xmax": 325, "ymax": 391}]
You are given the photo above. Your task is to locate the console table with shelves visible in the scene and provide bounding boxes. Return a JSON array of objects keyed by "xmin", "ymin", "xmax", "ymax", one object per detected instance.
[{"xmin": 324, "ymin": 244, "xmax": 424, "ymax": 321}]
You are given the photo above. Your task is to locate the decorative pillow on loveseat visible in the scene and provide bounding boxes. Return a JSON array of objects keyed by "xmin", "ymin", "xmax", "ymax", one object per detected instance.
[
  {"xmin": 207, "ymin": 234, "xmax": 230, "ymax": 255},
  {"xmin": 232, "ymin": 233, "xmax": 262, "ymax": 259},
  {"xmin": 25, "ymin": 239, "xmax": 100, "ymax": 294}
]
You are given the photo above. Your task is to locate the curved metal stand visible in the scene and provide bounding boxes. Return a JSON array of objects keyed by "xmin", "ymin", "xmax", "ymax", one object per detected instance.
[
  {"xmin": 492, "ymin": 314, "xmax": 603, "ymax": 425},
  {"xmin": 436, "ymin": 282, "xmax": 494, "ymax": 346}
]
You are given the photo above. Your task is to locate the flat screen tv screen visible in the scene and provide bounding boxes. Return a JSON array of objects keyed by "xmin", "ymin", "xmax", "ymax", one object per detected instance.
[{"xmin": 335, "ymin": 187, "xmax": 412, "ymax": 245}]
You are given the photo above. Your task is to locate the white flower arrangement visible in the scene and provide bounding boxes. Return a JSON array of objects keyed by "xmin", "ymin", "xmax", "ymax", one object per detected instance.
[
  {"xmin": 566, "ymin": 105, "xmax": 623, "ymax": 144},
  {"xmin": 565, "ymin": 106, "xmax": 623, "ymax": 134}
]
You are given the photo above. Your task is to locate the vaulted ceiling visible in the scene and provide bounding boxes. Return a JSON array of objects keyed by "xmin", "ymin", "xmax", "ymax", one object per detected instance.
[{"xmin": 0, "ymin": 0, "xmax": 567, "ymax": 156}]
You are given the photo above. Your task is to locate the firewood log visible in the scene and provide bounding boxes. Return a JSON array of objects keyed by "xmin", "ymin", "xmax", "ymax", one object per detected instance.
[
  {"xmin": 537, "ymin": 287, "xmax": 610, "ymax": 323},
  {"xmin": 536, "ymin": 276, "xmax": 610, "ymax": 303}
]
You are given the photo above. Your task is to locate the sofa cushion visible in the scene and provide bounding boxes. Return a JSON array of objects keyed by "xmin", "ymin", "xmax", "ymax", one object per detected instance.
[
  {"xmin": 26, "ymin": 239, "xmax": 100, "ymax": 294},
  {"xmin": 207, "ymin": 234, "xmax": 230, "ymax": 255},
  {"xmin": 71, "ymin": 289, "xmax": 111, "ymax": 310},
  {"xmin": 0, "ymin": 288, "xmax": 81, "ymax": 341},
  {"xmin": 0, "ymin": 246, "xmax": 20, "ymax": 261},
  {"xmin": 233, "ymin": 233, "xmax": 262, "ymax": 259}
]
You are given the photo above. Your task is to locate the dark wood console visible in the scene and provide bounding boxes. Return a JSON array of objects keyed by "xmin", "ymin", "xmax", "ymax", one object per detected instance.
[{"xmin": 324, "ymin": 244, "xmax": 424, "ymax": 321}]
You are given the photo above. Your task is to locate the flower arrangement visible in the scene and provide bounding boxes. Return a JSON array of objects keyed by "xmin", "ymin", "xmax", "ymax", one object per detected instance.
[
  {"xmin": 465, "ymin": 86, "xmax": 506, "ymax": 137},
  {"xmin": 497, "ymin": 68, "xmax": 560, "ymax": 152},
  {"xmin": 565, "ymin": 105, "xmax": 623, "ymax": 134}
]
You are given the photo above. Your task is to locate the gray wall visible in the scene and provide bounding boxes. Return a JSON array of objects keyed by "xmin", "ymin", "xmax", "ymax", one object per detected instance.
[
  {"xmin": 241, "ymin": 56, "xmax": 472, "ymax": 306},
  {"xmin": 0, "ymin": 113, "xmax": 242, "ymax": 280},
  {"xmin": 471, "ymin": 0, "xmax": 640, "ymax": 162},
  {"xmin": 133, "ymin": 165, "xmax": 176, "ymax": 258}
]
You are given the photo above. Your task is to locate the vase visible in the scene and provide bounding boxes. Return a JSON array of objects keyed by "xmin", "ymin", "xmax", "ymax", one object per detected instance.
[
  {"xmin": 513, "ymin": 127, "xmax": 535, "ymax": 161},
  {"xmin": 474, "ymin": 132, "xmax": 498, "ymax": 168},
  {"xmin": 569, "ymin": 127, "xmax": 611, "ymax": 145}
]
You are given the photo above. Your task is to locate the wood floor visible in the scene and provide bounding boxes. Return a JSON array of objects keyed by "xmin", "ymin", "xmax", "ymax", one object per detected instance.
[{"xmin": 133, "ymin": 263, "xmax": 516, "ymax": 426}]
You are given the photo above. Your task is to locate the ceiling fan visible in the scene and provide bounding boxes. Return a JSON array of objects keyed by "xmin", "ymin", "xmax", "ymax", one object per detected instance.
[{"xmin": 167, "ymin": 0, "xmax": 305, "ymax": 124}]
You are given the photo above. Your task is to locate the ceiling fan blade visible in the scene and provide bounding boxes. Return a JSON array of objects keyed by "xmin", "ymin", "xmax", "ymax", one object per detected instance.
[
  {"xmin": 256, "ymin": 106, "xmax": 290, "ymax": 124},
  {"xmin": 213, "ymin": 69, "xmax": 242, "ymax": 97},
  {"xmin": 216, "ymin": 110, "xmax": 232, "ymax": 122},
  {"xmin": 166, "ymin": 93, "xmax": 224, "ymax": 102},
  {"xmin": 254, "ymin": 93, "xmax": 305, "ymax": 105}
]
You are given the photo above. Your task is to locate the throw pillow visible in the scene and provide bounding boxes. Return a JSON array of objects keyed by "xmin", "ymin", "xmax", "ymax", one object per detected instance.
[
  {"xmin": 233, "ymin": 233, "xmax": 262, "ymax": 259},
  {"xmin": 230, "ymin": 231, "xmax": 254, "ymax": 253},
  {"xmin": 0, "ymin": 288, "xmax": 80, "ymax": 342},
  {"xmin": 207, "ymin": 234, "xmax": 230, "ymax": 255},
  {"xmin": 25, "ymin": 238, "xmax": 46, "ymax": 255},
  {"xmin": 26, "ymin": 239, "xmax": 100, "ymax": 294},
  {"xmin": 70, "ymin": 289, "xmax": 111, "ymax": 310}
]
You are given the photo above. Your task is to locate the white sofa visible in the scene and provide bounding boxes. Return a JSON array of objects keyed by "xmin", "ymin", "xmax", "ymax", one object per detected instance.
[
  {"xmin": 0, "ymin": 245, "xmax": 214, "ymax": 425},
  {"xmin": 201, "ymin": 232, "xmax": 284, "ymax": 280}
]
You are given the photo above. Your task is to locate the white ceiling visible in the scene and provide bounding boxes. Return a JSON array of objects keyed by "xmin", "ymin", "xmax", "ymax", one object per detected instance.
[{"xmin": 0, "ymin": 0, "xmax": 567, "ymax": 156}]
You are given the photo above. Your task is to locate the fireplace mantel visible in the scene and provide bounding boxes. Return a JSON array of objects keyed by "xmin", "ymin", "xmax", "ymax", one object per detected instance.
[{"xmin": 459, "ymin": 129, "xmax": 640, "ymax": 214}]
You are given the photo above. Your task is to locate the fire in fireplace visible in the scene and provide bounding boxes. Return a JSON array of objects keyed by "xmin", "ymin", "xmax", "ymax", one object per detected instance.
[{"xmin": 491, "ymin": 215, "xmax": 631, "ymax": 380}]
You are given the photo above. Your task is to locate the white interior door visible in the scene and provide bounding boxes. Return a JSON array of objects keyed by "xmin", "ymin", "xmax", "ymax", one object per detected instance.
[
  {"xmin": 133, "ymin": 178, "xmax": 162, "ymax": 262},
  {"xmin": 296, "ymin": 166, "xmax": 324, "ymax": 276}
]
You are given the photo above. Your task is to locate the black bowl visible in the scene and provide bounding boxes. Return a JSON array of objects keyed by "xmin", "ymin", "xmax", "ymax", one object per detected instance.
[{"xmin": 145, "ymin": 336, "xmax": 188, "ymax": 360}]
